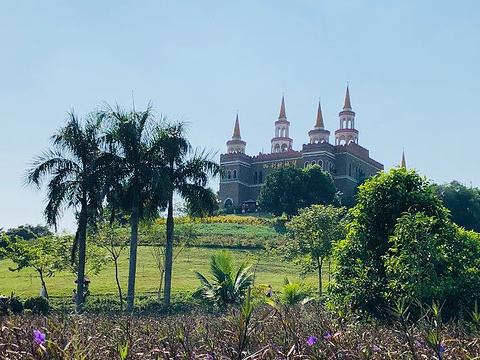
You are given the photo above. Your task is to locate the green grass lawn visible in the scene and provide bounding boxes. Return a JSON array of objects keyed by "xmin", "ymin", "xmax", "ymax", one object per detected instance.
[{"xmin": 0, "ymin": 246, "xmax": 328, "ymax": 298}]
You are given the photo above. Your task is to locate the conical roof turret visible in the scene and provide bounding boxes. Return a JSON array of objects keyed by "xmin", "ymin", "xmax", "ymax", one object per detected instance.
[
  {"xmin": 226, "ymin": 112, "xmax": 246, "ymax": 154},
  {"xmin": 278, "ymin": 95, "xmax": 286, "ymax": 119},
  {"xmin": 233, "ymin": 112, "xmax": 241, "ymax": 139},
  {"xmin": 343, "ymin": 85, "xmax": 352, "ymax": 110},
  {"xmin": 315, "ymin": 99, "xmax": 325, "ymax": 129},
  {"xmin": 401, "ymin": 150, "xmax": 406, "ymax": 169}
]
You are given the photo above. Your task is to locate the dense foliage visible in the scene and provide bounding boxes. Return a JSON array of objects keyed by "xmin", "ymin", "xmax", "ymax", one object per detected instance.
[
  {"xmin": 434, "ymin": 180, "xmax": 480, "ymax": 232},
  {"xmin": 385, "ymin": 212, "xmax": 480, "ymax": 317},
  {"xmin": 258, "ymin": 165, "xmax": 336, "ymax": 217},
  {"xmin": 330, "ymin": 168, "xmax": 480, "ymax": 317}
]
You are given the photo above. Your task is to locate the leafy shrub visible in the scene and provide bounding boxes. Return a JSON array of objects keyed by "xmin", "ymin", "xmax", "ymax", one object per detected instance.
[
  {"xmin": 278, "ymin": 278, "xmax": 313, "ymax": 306},
  {"xmin": 0, "ymin": 295, "xmax": 24, "ymax": 315},
  {"xmin": 330, "ymin": 168, "xmax": 480, "ymax": 318},
  {"xmin": 24, "ymin": 296, "xmax": 49, "ymax": 315},
  {"xmin": 9, "ymin": 297, "xmax": 23, "ymax": 314},
  {"xmin": 195, "ymin": 250, "xmax": 253, "ymax": 307}
]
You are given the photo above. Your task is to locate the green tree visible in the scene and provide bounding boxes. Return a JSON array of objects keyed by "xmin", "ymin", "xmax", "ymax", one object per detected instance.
[
  {"xmin": 99, "ymin": 104, "xmax": 168, "ymax": 311},
  {"xmin": 330, "ymin": 168, "xmax": 450, "ymax": 315},
  {"xmin": 0, "ymin": 235, "xmax": 66, "ymax": 297},
  {"xmin": 26, "ymin": 112, "xmax": 106, "ymax": 311},
  {"xmin": 4, "ymin": 224, "xmax": 52, "ymax": 241},
  {"xmin": 195, "ymin": 250, "xmax": 253, "ymax": 308},
  {"xmin": 384, "ymin": 212, "xmax": 480, "ymax": 317},
  {"xmin": 258, "ymin": 165, "xmax": 336, "ymax": 217},
  {"xmin": 159, "ymin": 124, "xmax": 220, "ymax": 307},
  {"xmin": 434, "ymin": 180, "xmax": 480, "ymax": 232},
  {"xmin": 285, "ymin": 204, "xmax": 347, "ymax": 296}
]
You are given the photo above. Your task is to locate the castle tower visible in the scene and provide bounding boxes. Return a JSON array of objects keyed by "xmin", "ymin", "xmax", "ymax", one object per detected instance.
[
  {"xmin": 226, "ymin": 113, "xmax": 246, "ymax": 154},
  {"xmin": 308, "ymin": 99, "xmax": 330, "ymax": 144},
  {"xmin": 335, "ymin": 86, "xmax": 359, "ymax": 145},
  {"xmin": 271, "ymin": 95, "xmax": 293, "ymax": 153}
]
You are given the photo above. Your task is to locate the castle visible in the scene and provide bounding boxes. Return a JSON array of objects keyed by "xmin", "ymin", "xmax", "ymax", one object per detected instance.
[{"xmin": 218, "ymin": 87, "xmax": 384, "ymax": 209}]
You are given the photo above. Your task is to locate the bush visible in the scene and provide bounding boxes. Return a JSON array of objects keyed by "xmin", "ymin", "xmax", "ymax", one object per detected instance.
[
  {"xmin": 0, "ymin": 295, "xmax": 24, "ymax": 315},
  {"xmin": 10, "ymin": 297, "xmax": 23, "ymax": 314},
  {"xmin": 24, "ymin": 296, "xmax": 49, "ymax": 315},
  {"xmin": 330, "ymin": 168, "xmax": 480, "ymax": 318}
]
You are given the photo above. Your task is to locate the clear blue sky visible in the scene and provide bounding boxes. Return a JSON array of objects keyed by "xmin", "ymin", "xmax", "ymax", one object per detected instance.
[{"xmin": 1, "ymin": 1, "xmax": 479, "ymax": 232}]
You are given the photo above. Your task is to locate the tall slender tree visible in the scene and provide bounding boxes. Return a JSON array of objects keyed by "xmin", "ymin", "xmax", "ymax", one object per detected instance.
[
  {"xmin": 99, "ymin": 104, "xmax": 167, "ymax": 311},
  {"xmin": 159, "ymin": 123, "xmax": 220, "ymax": 307},
  {"xmin": 26, "ymin": 112, "xmax": 105, "ymax": 311}
]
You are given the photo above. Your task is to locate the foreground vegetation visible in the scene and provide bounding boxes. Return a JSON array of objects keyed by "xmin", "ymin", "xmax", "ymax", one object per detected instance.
[{"xmin": 1, "ymin": 302, "xmax": 479, "ymax": 359}]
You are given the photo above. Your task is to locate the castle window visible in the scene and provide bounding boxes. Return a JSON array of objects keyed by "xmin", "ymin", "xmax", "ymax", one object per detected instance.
[
  {"xmin": 281, "ymin": 144, "xmax": 288, "ymax": 152},
  {"xmin": 233, "ymin": 170, "xmax": 237, "ymax": 179},
  {"xmin": 319, "ymin": 160, "xmax": 323, "ymax": 169},
  {"xmin": 227, "ymin": 170, "xmax": 232, "ymax": 180},
  {"xmin": 254, "ymin": 171, "xmax": 258, "ymax": 184},
  {"xmin": 224, "ymin": 198, "xmax": 233, "ymax": 208},
  {"xmin": 348, "ymin": 164, "xmax": 352, "ymax": 177},
  {"xmin": 304, "ymin": 161, "xmax": 309, "ymax": 167},
  {"xmin": 311, "ymin": 160, "xmax": 316, "ymax": 165},
  {"xmin": 259, "ymin": 171, "xmax": 263, "ymax": 183}
]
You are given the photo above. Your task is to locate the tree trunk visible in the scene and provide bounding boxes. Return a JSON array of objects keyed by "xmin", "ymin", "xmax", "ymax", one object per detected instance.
[
  {"xmin": 76, "ymin": 204, "xmax": 87, "ymax": 312},
  {"xmin": 38, "ymin": 269, "xmax": 48, "ymax": 299},
  {"xmin": 126, "ymin": 194, "xmax": 139, "ymax": 312},
  {"xmin": 114, "ymin": 256, "xmax": 123, "ymax": 310},
  {"xmin": 163, "ymin": 193, "xmax": 175, "ymax": 307},
  {"xmin": 317, "ymin": 257, "xmax": 323, "ymax": 297}
]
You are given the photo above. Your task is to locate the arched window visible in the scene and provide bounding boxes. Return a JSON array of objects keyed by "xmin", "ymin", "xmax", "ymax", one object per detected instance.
[
  {"xmin": 304, "ymin": 161, "xmax": 310, "ymax": 167},
  {"xmin": 227, "ymin": 170, "xmax": 232, "ymax": 180},
  {"xmin": 233, "ymin": 170, "xmax": 237, "ymax": 179},
  {"xmin": 311, "ymin": 160, "xmax": 316, "ymax": 165},
  {"xmin": 274, "ymin": 144, "xmax": 280, "ymax": 153},
  {"xmin": 281, "ymin": 144, "xmax": 288, "ymax": 152},
  {"xmin": 224, "ymin": 198, "xmax": 233, "ymax": 208},
  {"xmin": 318, "ymin": 159, "xmax": 323, "ymax": 169}
]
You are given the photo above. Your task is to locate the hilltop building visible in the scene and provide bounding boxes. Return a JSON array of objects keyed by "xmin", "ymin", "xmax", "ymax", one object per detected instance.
[{"xmin": 218, "ymin": 87, "xmax": 384, "ymax": 209}]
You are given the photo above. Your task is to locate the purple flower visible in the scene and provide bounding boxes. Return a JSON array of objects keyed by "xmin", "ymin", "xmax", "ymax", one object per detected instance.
[
  {"xmin": 415, "ymin": 340, "xmax": 422, "ymax": 347},
  {"xmin": 439, "ymin": 345, "xmax": 445, "ymax": 358},
  {"xmin": 33, "ymin": 330, "xmax": 46, "ymax": 345},
  {"xmin": 324, "ymin": 329, "xmax": 333, "ymax": 339},
  {"xmin": 373, "ymin": 345, "xmax": 381, "ymax": 352},
  {"xmin": 206, "ymin": 354, "xmax": 213, "ymax": 360},
  {"xmin": 307, "ymin": 336, "xmax": 318, "ymax": 346}
]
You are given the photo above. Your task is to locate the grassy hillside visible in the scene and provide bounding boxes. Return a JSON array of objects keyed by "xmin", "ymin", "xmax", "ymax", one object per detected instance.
[
  {"xmin": 0, "ymin": 247, "xmax": 321, "ymax": 297},
  {"xmin": 0, "ymin": 216, "xmax": 325, "ymax": 298}
]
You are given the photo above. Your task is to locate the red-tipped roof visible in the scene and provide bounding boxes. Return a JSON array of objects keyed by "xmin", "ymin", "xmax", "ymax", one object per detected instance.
[
  {"xmin": 279, "ymin": 95, "xmax": 286, "ymax": 119},
  {"xmin": 343, "ymin": 85, "xmax": 352, "ymax": 110}
]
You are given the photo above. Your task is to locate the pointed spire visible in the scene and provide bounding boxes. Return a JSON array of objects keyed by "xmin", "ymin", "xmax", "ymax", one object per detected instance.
[
  {"xmin": 279, "ymin": 95, "xmax": 286, "ymax": 119},
  {"xmin": 401, "ymin": 150, "xmax": 406, "ymax": 169},
  {"xmin": 315, "ymin": 99, "xmax": 325, "ymax": 129},
  {"xmin": 343, "ymin": 85, "xmax": 352, "ymax": 110},
  {"xmin": 233, "ymin": 112, "xmax": 241, "ymax": 139}
]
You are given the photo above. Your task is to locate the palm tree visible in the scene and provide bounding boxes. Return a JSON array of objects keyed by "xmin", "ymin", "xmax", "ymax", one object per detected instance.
[
  {"xmin": 98, "ymin": 103, "xmax": 167, "ymax": 311},
  {"xmin": 26, "ymin": 112, "xmax": 105, "ymax": 311},
  {"xmin": 195, "ymin": 250, "xmax": 254, "ymax": 307},
  {"xmin": 159, "ymin": 123, "xmax": 220, "ymax": 307}
]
